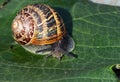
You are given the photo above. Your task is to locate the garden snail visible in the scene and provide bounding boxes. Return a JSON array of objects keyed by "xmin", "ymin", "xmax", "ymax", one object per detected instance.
[{"xmin": 11, "ymin": 4, "xmax": 76, "ymax": 60}]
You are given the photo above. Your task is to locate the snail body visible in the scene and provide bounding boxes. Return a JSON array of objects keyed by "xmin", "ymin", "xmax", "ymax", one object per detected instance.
[{"xmin": 12, "ymin": 4, "xmax": 75, "ymax": 59}]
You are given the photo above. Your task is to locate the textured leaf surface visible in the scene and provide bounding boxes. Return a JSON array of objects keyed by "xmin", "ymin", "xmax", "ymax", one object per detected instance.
[{"xmin": 0, "ymin": 0, "xmax": 120, "ymax": 82}]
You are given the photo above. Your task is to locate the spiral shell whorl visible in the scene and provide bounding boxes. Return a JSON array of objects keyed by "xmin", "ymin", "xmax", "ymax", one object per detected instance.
[
  {"xmin": 12, "ymin": 11, "xmax": 35, "ymax": 45},
  {"xmin": 12, "ymin": 4, "xmax": 66, "ymax": 45}
]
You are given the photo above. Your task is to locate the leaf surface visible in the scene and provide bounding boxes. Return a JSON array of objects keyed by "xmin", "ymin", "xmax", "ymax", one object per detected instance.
[{"xmin": 0, "ymin": 0, "xmax": 119, "ymax": 82}]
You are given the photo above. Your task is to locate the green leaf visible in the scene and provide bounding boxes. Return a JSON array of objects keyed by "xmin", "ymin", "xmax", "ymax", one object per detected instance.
[{"xmin": 0, "ymin": 0, "xmax": 120, "ymax": 81}]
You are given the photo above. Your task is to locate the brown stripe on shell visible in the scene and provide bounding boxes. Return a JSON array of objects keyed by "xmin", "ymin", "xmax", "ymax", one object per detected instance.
[
  {"xmin": 34, "ymin": 4, "xmax": 58, "ymax": 40},
  {"xmin": 28, "ymin": 7, "xmax": 42, "ymax": 24},
  {"xmin": 26, "ymin": 5, "xmax": 44, "ymax": 36},
  {"xmin": 46, "ymin": 16, "xmax": 56, "ymax": 28},
  {"xmin": 33, "ymin": 4, "xmax": 56, "ymax": 28},
  {"xmin": 33, "ymin": 4, "xmax": 65, "ymax": 44},
  {"xmin": 12, "ymin": 4, "xmax": 66, "ymax": 45},
  {"xmin": 30, "ymin": 4, "xmax": 49, "ymax": 40},
  {"xmin": 47, "ymin": 7, "xmax": 66, "ymax": 39},
  {"xmin": 60, "ymin": 23, "xmax": 65, "ymax": 32},
  {"xmin": 33, "ymin": 4, "xmax": 53, "ymax": 19},
  {"xmin": 47, "ymin": 28, "xmax": 57, "ymax": 37},
  {"xmin": 25, "ymin": 5, "xmax": 47, "ymax": 42},
  {"xmin": 55, "ymin": 13, "xmax": 65, "ymax": 33}
]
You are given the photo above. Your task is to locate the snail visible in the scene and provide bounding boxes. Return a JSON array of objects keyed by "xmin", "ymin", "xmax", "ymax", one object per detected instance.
[{"xmin": 11, "ymin": 4, "xmax": 76, "ymax": 60}]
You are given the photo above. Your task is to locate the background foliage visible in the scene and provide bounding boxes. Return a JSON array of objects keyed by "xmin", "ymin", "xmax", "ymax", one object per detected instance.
[{"xmin": 0, "ymin": 0, "xmax": 119, "ymax": 82}]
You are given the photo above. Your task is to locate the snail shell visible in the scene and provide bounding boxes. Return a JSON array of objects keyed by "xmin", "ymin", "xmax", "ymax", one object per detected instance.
[
  {"xmin": 12, "ymin": 4, "xmax": 75, "ymax": 59},
  {"xmin": 12, "ymin": 4, "xmax": 65, "ymax": 45}
]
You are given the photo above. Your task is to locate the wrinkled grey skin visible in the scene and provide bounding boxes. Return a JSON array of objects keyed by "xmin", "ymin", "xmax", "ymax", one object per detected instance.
[{"xmin": 22, "ymin": 35, "xmax": 75, "ymax": 59}]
